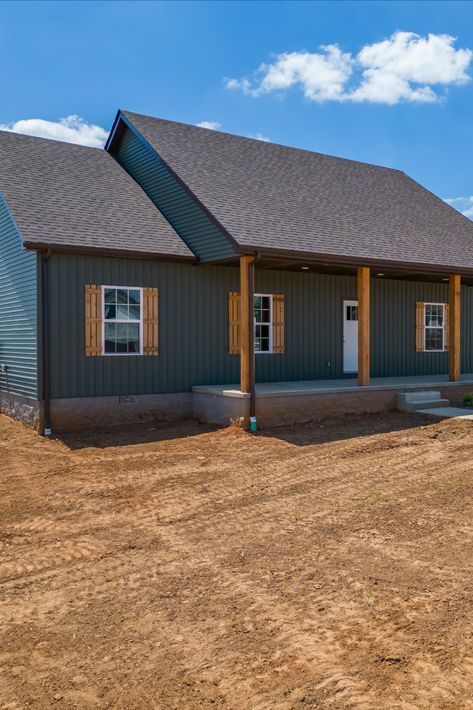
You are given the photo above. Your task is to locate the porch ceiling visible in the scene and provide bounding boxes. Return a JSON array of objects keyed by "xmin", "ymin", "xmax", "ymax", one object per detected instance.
[{"xmin": 252, "ymin": 257, "xmax": 473, "ymax": 286}]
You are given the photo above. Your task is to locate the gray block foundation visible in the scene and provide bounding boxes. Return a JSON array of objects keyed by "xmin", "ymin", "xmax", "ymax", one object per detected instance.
[
  {"xmin": 0, "ymin": 391, "xmax": 41, "ymax": 428},
  {"xmin": 49, "ymin": 392, "xmax": 193, "ymax": 432},
  {"xmin": 3, "ymin": 375, "xmax": 473, "ymax": 433}
]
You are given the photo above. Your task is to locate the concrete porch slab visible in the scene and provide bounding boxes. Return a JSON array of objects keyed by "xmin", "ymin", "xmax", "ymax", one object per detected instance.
[{"xmin": 192, "ymin": 374, "xmax": 473, "ymax": 427}]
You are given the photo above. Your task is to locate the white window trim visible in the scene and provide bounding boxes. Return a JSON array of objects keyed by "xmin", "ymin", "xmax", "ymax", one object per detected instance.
[
  {"xmin": 102, "ymin": 285, "xmax": 143, "ymax": 356},
  {"xmin": 424, "ymin": 302, "xmax": 447, "ymax": 353},
  {"xmin": 254, "ymin": 293, "xmax": 273, "ymax": 354}
]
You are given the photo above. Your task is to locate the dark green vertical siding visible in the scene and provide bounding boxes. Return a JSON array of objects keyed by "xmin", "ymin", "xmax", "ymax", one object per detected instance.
[
  {"xmin": 113, "ymin": 125, "xmax": 237, "ymax": 263},
  {"xmin": 0, "ymin": 195, "xmax": 38, "ymax": 398},
  {"xmin": 371, "ymin": 278, "xmax": 450, "ymax": 377},
  {"xmin": 49, "ymin": 254, "xmax": 473, "ymax": 399},
  {"xmin": 49, "ymin": 254, "xmax": 240, "ymax": 398}
]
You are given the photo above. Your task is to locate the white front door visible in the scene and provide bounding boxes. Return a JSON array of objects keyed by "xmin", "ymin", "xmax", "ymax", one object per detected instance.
[{"xmin": 343, "ymin": 300, "xmax": 358, "ymax": 373}]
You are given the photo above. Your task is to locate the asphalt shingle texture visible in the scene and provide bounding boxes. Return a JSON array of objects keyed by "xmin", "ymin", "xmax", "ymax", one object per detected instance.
[
  {"xmin": 124, "ymin": 111, "xmax": 473, "ymax": 270},
  {"xmin": 0, "ymin": 129, "xmax": 192, "ymax": 258}
]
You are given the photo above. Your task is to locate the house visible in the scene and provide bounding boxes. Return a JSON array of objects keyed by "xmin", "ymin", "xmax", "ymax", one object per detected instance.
[{"xmin": 2, "ymin": 109, "xmax": 473, "ymax": 434}]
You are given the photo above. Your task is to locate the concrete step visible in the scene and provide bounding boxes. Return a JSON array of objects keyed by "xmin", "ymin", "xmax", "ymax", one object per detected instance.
[
  {"xmin": 416, "ymin": 407, "xmax": 473, "ymax": 419},
  {"xmin": 397, "ymin": 390, "xmax": 450, "ymax": 412}
]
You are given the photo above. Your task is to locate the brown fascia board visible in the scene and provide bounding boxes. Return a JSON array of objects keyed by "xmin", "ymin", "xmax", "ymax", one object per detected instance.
[
  {"xmin": 24, "ymin": 240, "xmax": 473, "ymax": 278},
  {"xmin": 23, "ymin": 241, "xmax": 198, "ymax": 264}
]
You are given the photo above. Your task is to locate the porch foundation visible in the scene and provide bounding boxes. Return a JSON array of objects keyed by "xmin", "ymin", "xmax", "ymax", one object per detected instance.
[{"xmin": 193, "ymin": 375, "xmax": 473, "ymax": 427}]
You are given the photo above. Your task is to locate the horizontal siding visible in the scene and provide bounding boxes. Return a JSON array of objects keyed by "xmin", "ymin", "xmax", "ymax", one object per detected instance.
[
  {"xmin": 0, "ymin": 196, "xmax": 38, "ymax": 398},
  {"xmin": 50, "ymin": 254, "xmax": 473, "ymax": 399},
  {"xmin": 113, "ymin": 126, "xmax": 237, "ymax": 263}
]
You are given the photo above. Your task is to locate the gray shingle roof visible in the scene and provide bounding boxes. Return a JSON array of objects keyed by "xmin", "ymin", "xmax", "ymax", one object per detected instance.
[
  {"xmin": 0, "ymin": 129, "xmax": 193, "ymax": 259},
  {"xmin": 123, "ymin": 110, "xmax": 473, "ymax": 271}
]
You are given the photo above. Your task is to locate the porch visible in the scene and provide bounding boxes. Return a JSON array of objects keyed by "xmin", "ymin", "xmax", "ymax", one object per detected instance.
[{"xmin": 193, "ymin": 374, "xmax": 473, "ymax": 427}]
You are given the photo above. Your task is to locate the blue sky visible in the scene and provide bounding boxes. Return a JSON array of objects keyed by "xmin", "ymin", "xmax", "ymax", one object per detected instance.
[{"xmin": 1, "ymin": 0, "xmax": 473, "ymax": 213}]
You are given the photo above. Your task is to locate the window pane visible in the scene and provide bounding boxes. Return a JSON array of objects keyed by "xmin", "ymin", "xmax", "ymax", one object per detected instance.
[
  {"xmin": 115, "ymin": 323, "xmax": 129, "ymax": 352},
  {"xmin": 116, "ymin": 304, "xmax": 129, "ymax": 319},
  {"xmin": 105, "ymin": 304, "xmax": 116, "ymax": 320},
  {"xmin": 425, "ymin": 327, "xmax": 443, "ymax": 351},
  {"xmin": 104, "ymin": 323, "xmax": 116, "ymax": 353},
  {"xmin": 129, "ymin": 290, "xmax": 140, "ymax": 305},
  {"xmin": 260, "ymin": 308, "xmax": 270, "ymax": 323},
  {"xmin": 116, "ymin": 289, "xmax": 128, "ymax": 304},
  {"xmin": 129, "ymin": 305, "xmax": 140, "ymax": 321},
  {"xmin": 104, "ymin": 288, "xmax": 116, "ymax": 304},
  {"xmin": 254, "ymin": 296, "xmax": 261, "ymax": 309},
  {"xmin": 425, "ymin": 304, "xmax": 444, "ymax": 327},
  {"xmin": 254, "ymin": 308, "xmax": 261, "ymax": 322},
  {"xmin": 128, "ymin": 324, "xmax": 140, "ymax": 352},
  {"xmin": 346, "ymin": 305, "xmax": 358, "ymax": 321}
]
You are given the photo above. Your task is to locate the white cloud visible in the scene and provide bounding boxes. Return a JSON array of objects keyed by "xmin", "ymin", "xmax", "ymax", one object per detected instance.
[
  {"xmin": 225, "ymin": 32, "xmax": 473, "ymax": 105},
  {"xmin": 249, "ymin": 132, "xmax": 271, "ymax": 142},
  {"xmin": 0, "ymin": 115, "xmax": 108, "ymax": 147},
  {"xmin": 352, "ymin": 32, "xmax": 472, "ymax": 103},
  {"xmin": 196, "ymin": 120, "xmax": 221, "ymax": 130},
  {"xmin": 226, "ymin": 45, "xmax": 353, "ymax": 102},
  {"xmin": 445, "ymin": 196, "xmax": 473, "ymax": 219}
]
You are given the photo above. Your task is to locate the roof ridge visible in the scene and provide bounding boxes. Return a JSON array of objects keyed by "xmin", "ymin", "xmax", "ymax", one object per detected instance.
[{"xmin": 121, "ymin": 109, "xmax": 403, "ymax": 174}]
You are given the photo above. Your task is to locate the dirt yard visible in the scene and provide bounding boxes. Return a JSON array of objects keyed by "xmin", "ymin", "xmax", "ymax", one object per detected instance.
[{"xmin": 2, "ymin": 411, "xmax": 473, "ymax": 709}]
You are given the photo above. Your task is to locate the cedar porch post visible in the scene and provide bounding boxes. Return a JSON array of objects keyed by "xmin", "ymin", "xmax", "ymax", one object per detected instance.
[
  {"xmin": 449, "ymin": 273, "xmax": 461, "ymax": 382},
  {"xmin": 357, "ymin": 266, "xmax": 370, "ymax": 386},
  {"xmin": 240, "ymin": 255, "xmax": 255, "ymax": 393}
]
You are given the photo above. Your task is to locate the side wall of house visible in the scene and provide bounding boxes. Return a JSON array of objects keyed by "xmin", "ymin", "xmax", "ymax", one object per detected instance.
[
  {"xmin": 0, "ymin": 195, "xmax": 40, "ymax": 425},
  {"xmin": 49, "ymin": 253, "xmax": 473, "ymax": 404},
  {"xmin": 111, "ymin": 124, "xmax": 238, "ymax": 262}
]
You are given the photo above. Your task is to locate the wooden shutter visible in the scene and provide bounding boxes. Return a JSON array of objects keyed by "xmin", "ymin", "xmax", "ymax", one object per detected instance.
[
  {"xmin": 85, "ymin": 285, "xmax": 102, "ymax": 356},
  {"xmin": 415, "ymin": 301, "xmax": 425, "ymax": 352},
  {"xmin": 443, "ymin": 303, "xmax": 449, "ymax": 352},
  {"xmin": 272, "ymin": 294, "xmax": 285, "ymax": 354},
  {"xmin": 143, "ymin": 287, "xmax": 159, "ymax": 355},
  {"xmin": 228, "ymin": 291, "xmax": 241, "ymax": 354}
]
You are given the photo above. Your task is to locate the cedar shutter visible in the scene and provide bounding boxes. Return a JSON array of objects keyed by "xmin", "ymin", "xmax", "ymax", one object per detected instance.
[
  {"xmin": 85, "ymin": 285, "xmax": 103, "ymax": 356},
  {"xmin": 415, "ymin": 301, "xmax": 425, "ymax": 352},
  {"xmin": 272, "ymin": 294, "xmax": 285, "ymax": 354},
  {"xmin": 228, "ymin": 291, "xmax": 241, "ymax": 354},
  {"xmin": 143, "ymin": 287, "xmax": 159, "ymax": 355},
  {"xmin": 443, "ymin": 303, "xmax": 449, "ymax": 352}
]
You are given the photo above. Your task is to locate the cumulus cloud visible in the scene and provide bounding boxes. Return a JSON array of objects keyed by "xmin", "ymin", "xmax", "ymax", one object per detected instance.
[
  {"xmin": 249, "ymin": 132, "xmax": 271, "ymax": 142},
  {"xmin": 0, "ymin": 115, "xmax": 108, "ymax": 147},
  {"xmin": 196, "ymin": 120, "xmax": 222, "ymax": 130},
  {"xmin": 225, "ymin": 32, "xmax": 473, "ymax": 105},
  {"xmin": 444, "ymin": 196, "xmax": 473, "ymax": 219}
]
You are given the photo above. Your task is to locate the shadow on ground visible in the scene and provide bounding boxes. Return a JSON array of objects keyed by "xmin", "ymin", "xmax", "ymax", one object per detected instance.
[
  {"xmin": 258, "ymin": 410, "xmax": 436, "ymax": 446},
  {"xmin": 56, "ymin": 419, "xmax": 220, "ymax": 450},
  {"xmin": 56, "ymin": 411, "xmax": 435, "ymax": 450}
]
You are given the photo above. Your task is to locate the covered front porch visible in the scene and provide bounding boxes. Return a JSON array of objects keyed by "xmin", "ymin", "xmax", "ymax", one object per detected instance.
[
  {"xmin": 193, "ymin": 374, "xmax": 473, "ymax": 427},
  {"xmin": 198, "ymin": 253, "xmax": 472, "ymax": 427}
]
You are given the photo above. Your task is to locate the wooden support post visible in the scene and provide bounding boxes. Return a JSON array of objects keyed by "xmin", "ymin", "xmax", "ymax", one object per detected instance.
[
  {"xmin": 357, "ymin": 266, "xmax": 370, "ymax": 386},
  {"xmin": 240, "ymin": 255, "xmax": 255, "ymax": 393},
  {"xmin": 449, "ymin": 273, "xmax": 461, "ymax": 382}
]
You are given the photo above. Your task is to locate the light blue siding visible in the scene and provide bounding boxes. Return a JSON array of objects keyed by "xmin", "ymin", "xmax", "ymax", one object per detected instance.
[
  {"xmin": 0, "ymin": 195, "xmax": 38, "ymax": 398},
  {"xmin": 112, "ymin": 124, "xmax": 238, "ymax": 262}
]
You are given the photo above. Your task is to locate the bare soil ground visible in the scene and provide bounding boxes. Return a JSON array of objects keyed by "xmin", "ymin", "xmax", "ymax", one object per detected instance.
[{"xmin": 2, "ymin": 412, "xmax": 473, "ymax": 709}]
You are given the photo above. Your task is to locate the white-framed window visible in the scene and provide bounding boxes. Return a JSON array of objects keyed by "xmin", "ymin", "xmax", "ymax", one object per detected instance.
[
  {"xmin": 424, "ymin": 302, "xmax": 446, "ymax": 352},
  {"xmin": 102, "ymin": 286, "xmax": 143, "ymax": 355},
  {"xmin": 254, "ymin": 294, "xmax": 272, "ymax": 353}
]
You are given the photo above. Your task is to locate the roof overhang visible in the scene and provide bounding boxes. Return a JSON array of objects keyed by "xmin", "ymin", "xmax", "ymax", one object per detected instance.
[{"xmin": 23, "ymin": 241, "xmax": 198, "ymax": 263}]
